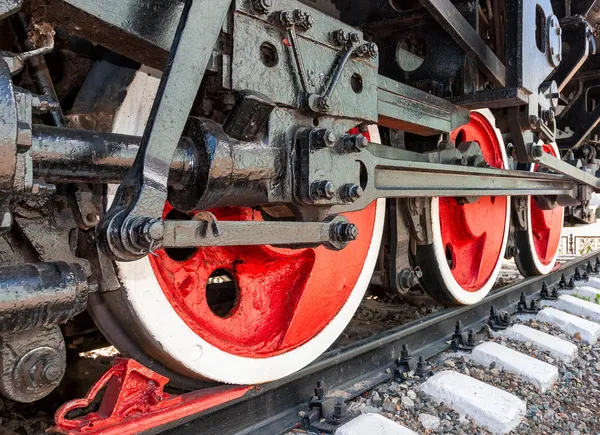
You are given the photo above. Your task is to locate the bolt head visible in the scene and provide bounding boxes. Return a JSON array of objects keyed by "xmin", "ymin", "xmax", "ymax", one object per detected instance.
[
  {"xmin": 311, "ymin": 181, "xmax": 336, "ymax": 200},
  {"xmin": 358, "ymin": 134, "xmax": 368, "ymax": 148},
  {"xmin": 252, "ymin": 0, "xmax": 272, "ymax": 14},
  {"xmin": 333, "ymin": 29, "xmax": 349, "ymax": 45},
  {"xmin": 148, "ymin": 219, "xmax": 166, "ymax": 241},
  {"xmin": 42, "ymin": 363, "xmax": 63, "ymax": 382},
  {"xmin": 326, "ymin": 131, "xmax": 337, "ymax": 145},
  {"xmin": 532, "ymin": 144, "xmax": 544, "ymax": 159},
  {"xmin": 311, "ymin": 129, "xmax": 337, "ymax": 149},
  {"xmin": 318, "ymin": 96, "xmax": 330, "ymax": 111},
  {"xmin": 366, "ymin": 42, "xmax": 379, "ymax": 58},
  {"xmin": 324, "ymin": 182, "xmax": 336, "ymax": 198},
  {"xmin": 340, "ymin": 223, "xmax": 359, "ymax": 241},
  {"xmin": 343, "ymin": 184, "xmax": 364, "ymax": 201}
]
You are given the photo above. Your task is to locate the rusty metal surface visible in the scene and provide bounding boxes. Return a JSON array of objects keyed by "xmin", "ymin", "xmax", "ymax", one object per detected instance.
[{"xmin": 24, "ymin": 0, "xmax": 181, "ymax": 68}]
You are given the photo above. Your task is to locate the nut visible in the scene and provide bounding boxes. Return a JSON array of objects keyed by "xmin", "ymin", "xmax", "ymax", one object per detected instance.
[
  {"xmin": 310, "ymin": 181, "xmax": 336, "ymax": 200},
  {"xmin": 333, "ymin": 223, "xmax": 359, "ymax": 241},
  {"xmin": 311, "ymin": 129, "xmax": 337, "ymax": 149},
  {"xmin": 340, "ymin": 134, "xmax": 368, "ymax": 153},
  {"xmin": 251, "ymin": 0, "xmax": 272, "ymax": 15},
  {"xmin": 342, "ymin": 184, "xmax": 364, "ymax": 202},
  {"xmin": 532, "ymin": 144, "xmax": 544, "ymax": 159}
]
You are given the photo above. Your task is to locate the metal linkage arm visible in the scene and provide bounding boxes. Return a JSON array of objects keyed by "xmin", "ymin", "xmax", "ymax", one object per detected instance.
[
  {"xmin": 147, "ymin": 215, "xmax": 358, "ymax": 252},
  {"xmin": 369, "ymin": 159, "xmax": 577, "ymax": 199},
  {"xmin": 418, "ymin": 0, "xmax": 506, "ymax": 87},
  {"xmin": 536, "ymin": 152, "xmax": 600, "ymax": 189},
  {"xmin": 98, "ymin": 0, "xmax": 232, "ymax": 261}
]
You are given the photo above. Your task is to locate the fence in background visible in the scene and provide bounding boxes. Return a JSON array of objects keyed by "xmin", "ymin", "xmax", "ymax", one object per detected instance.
[{"xmin": 559, "ymin": 234, "xmax": 600, "ymax": 258}]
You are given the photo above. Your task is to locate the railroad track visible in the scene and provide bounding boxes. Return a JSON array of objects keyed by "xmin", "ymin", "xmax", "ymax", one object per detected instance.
[{"xmin": 115, "ymin": 250, "xmax": 600, "ymax": 435}]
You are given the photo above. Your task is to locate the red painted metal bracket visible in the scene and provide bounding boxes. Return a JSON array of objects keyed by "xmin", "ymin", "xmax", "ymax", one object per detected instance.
[{"xmin": 50, "ymin": 358, "xmax": 252, "ymax": 435}]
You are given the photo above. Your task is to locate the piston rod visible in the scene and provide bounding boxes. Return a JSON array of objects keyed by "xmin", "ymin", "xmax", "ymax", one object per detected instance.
[{"xmin": 31, "ymin": 125, "xmax": 195, "ymax": 187}]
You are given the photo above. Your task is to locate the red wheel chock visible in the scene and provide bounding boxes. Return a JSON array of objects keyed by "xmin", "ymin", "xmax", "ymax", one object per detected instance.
[{"xmin": 50, "ymin": 358, "xmax": 252, "ymax": 435}]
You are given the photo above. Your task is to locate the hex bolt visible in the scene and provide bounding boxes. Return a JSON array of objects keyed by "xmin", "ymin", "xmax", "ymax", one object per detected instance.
[
  {"xmin": 334, "ymin": 400, "xmax": 347, "ymax": 419},
  {"xmin": 340, "ymin": 134, "xmax": 368, "ymax": 153},
  {"xmin": 454, "ymin": 321, "xmax": 463, "ymax": 335},
  {"xmin": 355, "ymin": 42, "xmax": 379, "ymax": 59},
  {"xmin": 398, "ymin": 268, "xmax": 420, "ymax": 290},
  {"xmin": 333, "ymin": 223, "xmax": 359, "ymax": 242},
  {"xmin": 400, "ymin": 344, "xmax": 411, "ymax": 362},
  {"xmin": 17, "ymin": 347, "xmax": 65, "ymax": 390},
  {"xmin": 467, "ymin": 330, "xmax": 477, "ymax": 347},
  {"xmin": 42, "ymin": 363, "xmax": 63, "ymax": 383},
  {"xmin": 332, "ymin": 29, "xmax": 349, "ymax": 46},
  {"xmin": 311, "ymin": 181, "xmax": 336, "ymax": 200},
  {"xmin": 531, "ymin": 144, "xmax": 544, "ymax": 159},
  {"xmin": 342, "ymin": 184, "xmax": 363, "ymax": 202},
  {"xmin": 129, "ymin": 218, "xmax": 165, "ymax": 252},
  {"xmin": 415, "ymin": 356, "xmax": 430, "ymax": 378},
  {"xmin": 251, "ymin": 0, "xmax": 272, "ymax": 14},
  {"xmin": 311, "ymin": 128, "xmax": 337, "ymax": 149},
  {"xmin": 559, "ymin": 273, "xmax": 567, "ymax": 288}
]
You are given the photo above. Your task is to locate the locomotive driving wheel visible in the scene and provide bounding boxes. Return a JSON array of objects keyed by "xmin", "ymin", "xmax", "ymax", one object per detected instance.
[
  {"xmin": 515, "ymin": 142, "xmax": 564, "ymax": 276},
  {"xmin": 415, "ymin": 110, "xmax": 511, "ymax": 305},
  {"xmin": 89, "ymin": 70, "xmax": 385, "ymax": 386}
]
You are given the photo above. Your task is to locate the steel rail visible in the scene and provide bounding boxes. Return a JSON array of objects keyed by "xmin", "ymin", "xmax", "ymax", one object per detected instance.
[{"xmin": 144, "ymin": 251, "xmax": 600, "ymax": 435}]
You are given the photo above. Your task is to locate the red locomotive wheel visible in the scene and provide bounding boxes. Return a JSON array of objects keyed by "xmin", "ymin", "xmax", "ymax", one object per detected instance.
[
  {"xmin": 415, "ymin": 110, "xmax": 511, "ymax": 305},
  {"xmin": 97, "ymin": 66, "xmax": 385, "ymax": 385},
  {"xmin": 515, "ymin": 143, "xmax": 564, "ymax": 276}
]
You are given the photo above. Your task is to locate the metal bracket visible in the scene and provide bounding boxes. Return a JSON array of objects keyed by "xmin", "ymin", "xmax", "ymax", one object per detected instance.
[
  {"xmin": 553, "ymin": 15, "xmax": 596, "ymax": 93},
  {"xmin": 279, "ymin": 9, "xmax": 378, "ymax": 114}
]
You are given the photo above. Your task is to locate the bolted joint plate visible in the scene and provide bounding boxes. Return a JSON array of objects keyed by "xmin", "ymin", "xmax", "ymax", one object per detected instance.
[
  {"xmin": 232, "ymin": 0, "xmax": 378, "ymax": 125},
  {"xmin": 294, "ymin": 127, "xmax": 366, "ymax": 206}
]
